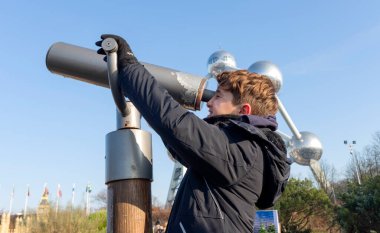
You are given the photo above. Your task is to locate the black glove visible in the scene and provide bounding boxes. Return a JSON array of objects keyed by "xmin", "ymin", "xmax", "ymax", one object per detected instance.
[{"xmin": 96, "ymin": 34, "xmax": 138, "ymax": 68}]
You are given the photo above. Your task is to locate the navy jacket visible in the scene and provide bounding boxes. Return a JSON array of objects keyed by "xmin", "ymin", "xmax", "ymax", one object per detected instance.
[{"xmin": 119, "ymin": 64, "xmax": 286, "ymax": 233}]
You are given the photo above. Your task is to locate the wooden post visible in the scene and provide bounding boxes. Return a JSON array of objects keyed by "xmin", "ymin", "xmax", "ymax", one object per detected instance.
[{"xmin": 107, "ymin": 180, "xmax": 152, "ymax": 233}]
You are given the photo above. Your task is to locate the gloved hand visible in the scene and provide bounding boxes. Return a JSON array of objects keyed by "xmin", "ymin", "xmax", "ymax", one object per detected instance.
[{"xmin": 96, "ymin": 34, "xmax": 138, "ymax": 68}]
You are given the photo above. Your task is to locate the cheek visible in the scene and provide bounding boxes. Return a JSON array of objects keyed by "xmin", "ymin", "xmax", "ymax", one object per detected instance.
[{"xmin": 214, "ymin": 101, "xmax": 224, "ymax": 109}]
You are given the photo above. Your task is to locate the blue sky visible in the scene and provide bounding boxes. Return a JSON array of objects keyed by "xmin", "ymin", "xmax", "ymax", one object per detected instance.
[{"xmin": 1, "ymin": 1, "xmax": 380, "ymax": 213}]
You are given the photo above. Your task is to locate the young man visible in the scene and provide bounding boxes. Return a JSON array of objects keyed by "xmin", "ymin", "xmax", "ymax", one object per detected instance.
[{"xmin": 96, "ymin": 34, "xmax": 288, "ymax": 233}]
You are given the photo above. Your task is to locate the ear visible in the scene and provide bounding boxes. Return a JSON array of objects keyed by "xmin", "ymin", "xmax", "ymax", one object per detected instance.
[{"xmin": 239, "ymin": 103, "xmax": 251, "ymax": 115}]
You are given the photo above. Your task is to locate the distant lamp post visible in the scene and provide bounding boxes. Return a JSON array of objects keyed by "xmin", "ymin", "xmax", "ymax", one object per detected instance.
[{"xmin": 344, "ymin": 140, "xmax": 361, "ymax": 185}]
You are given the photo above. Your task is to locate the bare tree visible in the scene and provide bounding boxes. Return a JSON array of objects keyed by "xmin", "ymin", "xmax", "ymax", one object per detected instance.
[
  {"xmin": 94, "ymin": 189, "xmax": 107, "ymax": 209},
  {"xmin": 370, "ymin": 132, "xmax": 380, "ymax": 175},
  {"xmin": 152, "ymin": 196, "xmax": 171, "ymax": 227},
  {"xmin": 362, "ymin": 146, "xmax": 379, "ymax": 177},
  {"xmin": 319, "ymin": 159, "xmax": 339, "ymax": 203},
  {"xmin": 319, "ymin": 159, "xmax": 339, "ymax": 184},
  {"xmin": 344, "ymin": 157, "xmax": 361, "ymax": 183},
  {"xmin": 345, "ymin": 131, "xmax": 380, "ymax": 182}
]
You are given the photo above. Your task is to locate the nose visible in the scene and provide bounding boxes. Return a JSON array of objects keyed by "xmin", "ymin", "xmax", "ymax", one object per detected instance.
[{"xmin": 207, "ymin": 96, "xmax": 214, "ymax": 108}]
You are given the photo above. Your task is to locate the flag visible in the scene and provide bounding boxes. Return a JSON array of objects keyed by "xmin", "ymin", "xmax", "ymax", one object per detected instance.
[
  {"xmin": 57, "ymin": 184, "xmax": 62, "ymax": 198},
  {"xmin": 86, "ymin": 184, "xmax": 92, "ymax": 193},
  {"xmin": 27, "ymin": 185, "xmax": 30, "ymax": 197}
]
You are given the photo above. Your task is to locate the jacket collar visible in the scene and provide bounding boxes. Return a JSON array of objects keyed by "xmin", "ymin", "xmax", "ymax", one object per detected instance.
[{"xmin": 204, "ymin": 114, "xmax": 278, "ymax": 131}]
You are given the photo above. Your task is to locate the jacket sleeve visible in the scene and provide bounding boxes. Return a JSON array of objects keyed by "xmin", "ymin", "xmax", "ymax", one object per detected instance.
[{"xmin": 120, "ymin": 64, "xmax": 259, "ymax": 186}]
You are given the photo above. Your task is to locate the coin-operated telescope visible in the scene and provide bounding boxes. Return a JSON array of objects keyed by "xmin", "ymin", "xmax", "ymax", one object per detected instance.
[
  {"xmin": 46, "ymin": 40, "xmax": 214, "ymax": 233},
  {"xmin": 46, "ymin": 42, "xmax": 214, "ymax": 110}
]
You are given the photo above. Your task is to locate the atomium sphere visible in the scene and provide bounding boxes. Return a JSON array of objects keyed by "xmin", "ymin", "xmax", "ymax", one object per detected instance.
[
  {"xmin": 248, "ymin": 61, "xmax": 283, "ymax": 93},
  {"xmin": 288, "ymin": 131, "xmax": 323, "ymax": 166},
  {"xmin": 207, "ymin": 50, "xmax": 237, "ymax": 77}
]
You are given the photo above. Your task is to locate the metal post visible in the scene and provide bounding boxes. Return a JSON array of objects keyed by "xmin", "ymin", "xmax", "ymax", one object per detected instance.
[
  {"xmin": 277, "ymin": 96, "xmax": 302, "ymax": 140},
  {"xmin": 344, "ymin": 140, "xmax": 361, "ymax": 185},
  {"xmin": 103, "ymin": 39, "xmax": 153, "ymax": 233},
  {"xmin": 106, "ymin": 105, "xmax": 152, "ymax": 233}
]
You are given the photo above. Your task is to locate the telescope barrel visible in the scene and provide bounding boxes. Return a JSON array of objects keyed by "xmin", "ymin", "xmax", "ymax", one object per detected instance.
[{"xmin": 46, "ymin": 42, "xmax": 213, "ymax": 110}]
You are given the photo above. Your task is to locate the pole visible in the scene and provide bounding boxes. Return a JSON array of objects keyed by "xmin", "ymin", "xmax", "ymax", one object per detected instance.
[
  {"xmin": 55, "ymin": 184, "xmax": 61, "ymax": 215},
  {"xmin": 350, "ymin": 145, "xmax": 362, "ymax": 185},
  {"xmin": 105, "ymin": 96, "xmax": 152, "ymax": 233},
  {"xmin": 344, "ymin": 141, "xmax": 361, "ymax": 185},
  {"xmin": 86, "ymin": 189, "xmax": 89, "ymax": 215},
  {"xmin": 102, "ymin": 38, "xmax": 152, "ymax": 233},
  {"xmin": 277, "ymin": 96, "xmax": 302, "ymax": 140},
  {"xmin": 9, "ymin": 185, "xmax": 14, "ymax": 215},
  {"xmin": 70, "ymin": 183, "xmax": 75, "ymax": 233},
  {"xmin": 23, "ymin": 185, "xmax": 29, "ymax": 217},
  {"xmin": 85, "ymin": 184, "xmax": 92, "ymax": 216},
  {"xmin": 0, "ymin": 184, "xmax": 1, "ymax": 214},
  {"xmin": 71, "ymin": 183, "xmax": 75, "ymax": 207}
]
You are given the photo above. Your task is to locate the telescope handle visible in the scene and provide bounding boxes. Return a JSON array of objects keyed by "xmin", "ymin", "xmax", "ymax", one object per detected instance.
[{"xmin": 101, "ymin": 38, "xmax": 129, "ymax": 117}]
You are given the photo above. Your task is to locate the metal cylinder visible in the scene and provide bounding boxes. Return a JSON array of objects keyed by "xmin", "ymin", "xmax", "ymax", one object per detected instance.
[
  {"xmin": 46, "ymin": 42, "xmax": 210, "ymax": 110},
  {"xmin": 105, "ymin": 129, "xmax": 152, "ymax": 183},
  {"xmin": 117, "ymin": 102, "xmax": 141, "ymax": 130}
]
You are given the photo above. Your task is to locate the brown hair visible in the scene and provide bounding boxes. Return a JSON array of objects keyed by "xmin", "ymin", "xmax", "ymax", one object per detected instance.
[{"xmin": 216, "ymin": 70, "xmax": 278, "ymax": 116}]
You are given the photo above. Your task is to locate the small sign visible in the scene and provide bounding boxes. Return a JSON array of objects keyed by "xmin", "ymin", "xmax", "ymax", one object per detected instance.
[{"xmin": 253, "ymin": 210, "xmax": 280, "ymax": 233}]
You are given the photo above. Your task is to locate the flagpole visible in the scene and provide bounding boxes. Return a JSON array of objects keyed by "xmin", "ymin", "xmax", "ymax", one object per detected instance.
[
  {"xmin": 55, "ymin": 189, "xmax": 59, "ymax": 215},
  {"xmin": 70, "ymin": 183, "xmax": 75, "ymax": 233},
  {"xmin": 71, "ymin": 183, "xmax": 75, "ymax": 207},
  {"xmin": 23, "ymin": 184, "xmax": 30, "ymax": 217},
  {"xmin": 86, "ymin": 185, "xmax": 88, "ymax": 215},
  {"xmin": 0, "ymin": 184, "xmax": 2, "ymax": 213},
  {"xmin": 86, "ymin": 189, "xmax": 89, "ymax": 215},
  {"xmin": 55, "ymin": 184, "xmax": 61, "ymax": 215},
  {"xmin": 85, "ymin": 183, "xmax": 91, "ymax": 216},
  {"xmin": 9, "ymin": 185, "xmax": 14, "ymax": 215}
]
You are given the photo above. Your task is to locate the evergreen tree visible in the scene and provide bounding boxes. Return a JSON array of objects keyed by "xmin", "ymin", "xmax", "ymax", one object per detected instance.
[
  {"xmin": 336, "ymin": 176, "xmax": 380, "ymax": 233},
  {"xmin": 274, "ymin": 178, "xmax": 336, "ymax": 232}
]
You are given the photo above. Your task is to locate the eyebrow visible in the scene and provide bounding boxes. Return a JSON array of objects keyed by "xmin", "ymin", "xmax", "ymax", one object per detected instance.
[{"xmin": 217, "ymin": 87, "xmax": 230, "ymax": 95}]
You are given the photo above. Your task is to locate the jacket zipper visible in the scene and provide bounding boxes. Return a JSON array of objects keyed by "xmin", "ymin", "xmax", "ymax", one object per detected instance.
[
  {"xmin": 179, "ymin": 222, "xmax": 186, "ymax": 233},
  {"xmin": 203, "ymin": 177, "xmax": 224, "ymax": 219}
]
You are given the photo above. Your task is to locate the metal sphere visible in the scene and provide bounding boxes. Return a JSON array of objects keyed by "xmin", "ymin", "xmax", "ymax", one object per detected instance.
[
  {"xmin": 248, "ymin": 61, "xmax": 283, "ymax": 93},
  {"xmin": 288, "ymin": 131, "xmax": 323, "ymax": 166},
  {"xmin": 207, "ymin": 50, "xmax": 237, "ymax": 77}
]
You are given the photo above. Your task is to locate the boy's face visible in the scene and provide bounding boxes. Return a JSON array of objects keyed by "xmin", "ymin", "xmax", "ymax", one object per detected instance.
[{"xmin": 207, "ymin": 87, "xmax": 240, "ymax": 117}]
